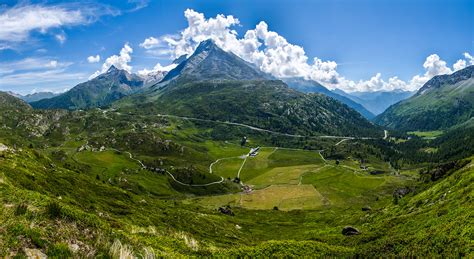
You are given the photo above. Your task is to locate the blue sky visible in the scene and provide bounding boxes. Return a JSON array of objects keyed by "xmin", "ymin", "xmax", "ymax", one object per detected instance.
[{"xmin": 0, "ymin": 0, "xmax": 472, "ymax": 94}]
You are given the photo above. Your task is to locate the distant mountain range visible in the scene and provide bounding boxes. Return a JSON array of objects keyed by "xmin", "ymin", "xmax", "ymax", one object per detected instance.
[
  {"xmin": 375, "ymin": 65, "xmax": 474, "ymax": 131},
  {"xmin": 116, "ymin": 39, "xmax": 381, "ymax": 137},
  {"xmin": 23, "ymin": 37, "xmax": 412, "ymax": 122},
  {"xmin": 21, "ymin": 92, "xmax": 59, "ymax": 103},
  {"xmin": 31, "ymin": 65, "xmax": 145, "ymax": 110},
  {"xmin": 3, "ymin": 91, "xmax": 59, "ymax": 103},
  {"xmin": 283, "ymin": 78, "xmax": 375, "ymax": 119},
  {"xmin": 334, "ymin": 89, "xmax": 414, "ymax": 115}
]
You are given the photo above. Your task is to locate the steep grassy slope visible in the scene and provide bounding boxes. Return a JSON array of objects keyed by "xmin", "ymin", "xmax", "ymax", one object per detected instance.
[
  {"xmin": 357, "ymin": 158, "xmax": 473, "ymax": 257},
  {"xmin": 375, "ymin": 66, "xmax": 474, "ymax": 131}
]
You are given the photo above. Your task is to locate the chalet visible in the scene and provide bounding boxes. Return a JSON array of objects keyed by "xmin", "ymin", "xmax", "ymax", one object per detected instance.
[{"xmin": 249, "ymin": 146, "xmax": 260, "ymax": 157}]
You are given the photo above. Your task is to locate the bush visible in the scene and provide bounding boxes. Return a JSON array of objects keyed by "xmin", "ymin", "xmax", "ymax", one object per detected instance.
[
  {"xmin": 15, "ymin": 203, "xmax": 28, "ymax": 216},
  {"xmin": 47, "ymin": 243, "xmax": 72, "ymax": 258},
  {"xmin": 46, "ymin": 201, "xmax": 62, "ymax": 219}
]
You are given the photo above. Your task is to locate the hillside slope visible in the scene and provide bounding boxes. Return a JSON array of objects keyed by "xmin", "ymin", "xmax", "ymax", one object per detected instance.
[
  {"xmin": 358, "ymin": 157, "xmax": 473, "ymax": 256},
  {"xmin": 375, "ymin": 66, "xmax": 474, "ymax": 130},
  {"xmin": 283, "ymin": 77, "xmax": 375, "ymax": 119}
]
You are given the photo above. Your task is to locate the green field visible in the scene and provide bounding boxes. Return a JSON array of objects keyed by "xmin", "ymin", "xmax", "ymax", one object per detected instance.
[
  {"xmin": 190, "ymin": 146, "xmax": 401, "ymax": 211},
  {"xmin": 408, "ymin": 130, "xmax": 444, "ymax": 139},
  {"xmin": 191, "ymin": 184, "xmax": 325, "ymax": 210}
]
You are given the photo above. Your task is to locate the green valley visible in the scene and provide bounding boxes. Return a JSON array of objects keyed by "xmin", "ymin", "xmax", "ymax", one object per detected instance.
[{"xmin": 0, "ymin": 13, "xmax": 472, "ymax": 257}]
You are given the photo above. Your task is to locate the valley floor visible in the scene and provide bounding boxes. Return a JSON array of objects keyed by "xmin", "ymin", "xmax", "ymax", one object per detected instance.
[{"xmin": 0, "ymin": 111, "xmax": 472, "ymax": 257}]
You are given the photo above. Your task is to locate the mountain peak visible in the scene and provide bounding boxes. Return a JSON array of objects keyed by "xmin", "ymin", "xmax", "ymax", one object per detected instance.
[
  {"xmin": 194, "ymin": 38, "xmax": 218, "ymax": 52},
  {"xmin": 160, "ymin": 39, "xmax": 271, "ymax": 82},
  {"xmin": 107, "ymin": 65, "xmax": 119, "ymax": 73},
  {"xmin": 31, "ymin": 64, "xmax": 144, "ymax": 110},
  {"xmin": 417, "ymin": 65, "xmax": 474, "ymax": 95}
]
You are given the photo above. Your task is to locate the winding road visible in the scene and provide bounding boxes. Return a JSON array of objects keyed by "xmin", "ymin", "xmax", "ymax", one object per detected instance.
[
  {"xmin": 109, "ymin": 147, "xmax": 226, "ymax": 187},
  {"xmin": 153, "ymin": 113, "xmax": 376, "ymax": 140},
  {"xmin": 103, "ymin": 111, "xmax": 387, "ymax": 187}
]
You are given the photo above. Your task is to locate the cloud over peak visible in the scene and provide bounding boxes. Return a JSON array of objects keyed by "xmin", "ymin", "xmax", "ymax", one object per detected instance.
[
  {"xmin": 141, "ymin": 9, "xmax": 473, "ymax": 92},
  {"xmin": 89, "ymin": 44, "xmax": 133, "ymax": 79},
  {"xmin": 136, "ymin": 9, "xmax": 471, "ymax": 92}
]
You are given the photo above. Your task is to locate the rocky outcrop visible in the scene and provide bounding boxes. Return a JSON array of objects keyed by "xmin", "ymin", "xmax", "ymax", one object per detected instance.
[
  {"xmin": 342, "ymin": 226, "xmax": 360, "ymax": 236},
  {"xmin": 218, "ymin": 205, "xmax": 234, "ymax": 216}
]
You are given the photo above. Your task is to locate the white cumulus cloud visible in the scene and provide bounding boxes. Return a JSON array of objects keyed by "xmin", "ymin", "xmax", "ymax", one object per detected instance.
[
  {"xmin": 463, "ymin": 52, "xmax": 474, "ymax": 65},
  {"xmin": 87, "ymin": 55, "xmax": 101, "ymax": 63},
  {"xmin": 139, "ymin": 36, "xmax": 175, "ymax": 57},
  {"xmin": 89, "ymin": 44, "xmax": 133, "ymax": 79},
  {"xmin": 139, "ymin": 9, "xmax": 470, "ymax": 92},
  {"xmin": 140, "ymin": 37, "xmax": 160, "ymax": 49},
  {"xmin": 451, "ymin": 52, "xmax": 473, "ymax": 72},
  {"xmin": 453, "ymin": 59, "xmax": 467, "ymax": 71}
]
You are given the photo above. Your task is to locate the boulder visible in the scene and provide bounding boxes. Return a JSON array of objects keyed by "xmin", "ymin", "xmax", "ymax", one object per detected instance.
[
  {"xmin": 24, "ymin": 248, "xmax": 47, "ymax": 259},
  {"xmin": 342, "ymin": 226, "xmax": 360, "ymax": 236},
  {"xmin": 393, "ymin": 187, "xmax": 412, "ymax": 198},
  {"xmin": 218, "ymin": 206, "xmax": 234, "ymax": 216},
  {"xmin": 0, "ymin": 143, "xmax": 8, "ymax": 152}
]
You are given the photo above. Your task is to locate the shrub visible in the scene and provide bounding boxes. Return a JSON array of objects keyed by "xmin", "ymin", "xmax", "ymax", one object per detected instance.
[
  {"xmin": 109, "ymin": 239, "xmax": 134, "ymax": 258},
  {"xmin": 15, "ymin": 203, "xmax": 28, "ymax": 216},
  {"xmin": 46, "ymin": 201, "xmax": 62, "ymax": 219},
  {"xmin": 47, "ymin": 243, "xmax": 72, "ymax": 258}
]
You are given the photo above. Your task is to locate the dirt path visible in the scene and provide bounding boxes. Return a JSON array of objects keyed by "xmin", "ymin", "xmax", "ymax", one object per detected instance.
[
  {"xmin": 335, "ymin": 139, "xmax": 349, "ymax": 146},
  {"xmin": 165, "ymin": 171, "xmax": 224, "ymax": 187},
  {"xmin": 109, "ymin": 147, "xmax": 226, "ymax": 187}
]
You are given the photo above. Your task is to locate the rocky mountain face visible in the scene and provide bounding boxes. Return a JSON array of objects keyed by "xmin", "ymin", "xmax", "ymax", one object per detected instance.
[
  {"xmin": 160, "ymin": 39, "xmax": 272, "ymax": 83},
  {"xmin": 334, "ymin": 89, "xmax": 414, "ymax": 115},
  {"xmin": 375, "ymin": 66, "xmax": 474, "ymax": 131},
  {"xmin": 283, "ymin": 77, "xmax": 375, "ymax": 119},
  {"xmin": 417, "ymin": 65, "xmax": 474, "ymax": 94},
  {"xmin": 117, "ymin": 40, "xmax": 381, "ymax": 137},
  {"xmin": 31, "ymin": 66, "xmax": 144, "ymax": 110},
  {"xmin": 139, "ymin": 70, "xmax": 168, "ymax": 87}
]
